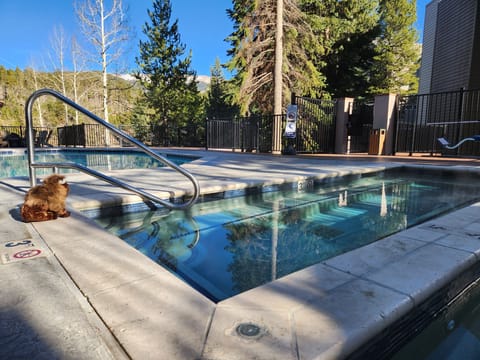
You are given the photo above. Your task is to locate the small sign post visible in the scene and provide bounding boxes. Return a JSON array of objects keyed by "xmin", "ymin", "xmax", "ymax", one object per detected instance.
[
  {"xmin": 284, "ymin": 104, "xmax": 298, "ymax": 139},
  {"xmin": 283, "ymin": 104, "xmax": 297, "ymax": 155}
]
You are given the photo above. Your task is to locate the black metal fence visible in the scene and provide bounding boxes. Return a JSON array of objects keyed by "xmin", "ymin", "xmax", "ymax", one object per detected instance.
[
  {"xmin": 3, "ymin": 98, "xmax": 336, "ymax": 153},
  {"xmin": 205, "ymin": 98, "xmax": 336, "ymax": 154},
  {"xmin": 0, "ymin": 125, "xmax": 26, "ymax": 147},
  {"xmin": 1, "ymin": 122, "xmax": 205, "ymax": 149},
  {"xmin": 294, "ymin": 97, "xmax": 337, "ymax": 153},
  {"xmin": 205, "ymin": 115, "xmax": 280, "ymax": 152},
  {"xmin": 205, "ymin": 118, "xmax": 239, "ymax": 150},
  {"xmin": 0, "ymin": 125, "xmax": 56, "ymax": 147},
  {"xmin": 145, "ymin": 123, "xmax": 204, "ymax": 147},
  {"xmin": 396, "ymin": 88, "xmax": 480, "ymax": 156},
  {"xmin": 6, "ymin": 89, "xmax": 480, "ymax": 156},
  {"xmin": 58, "ymin": 125, "xmax": 86, "ymax": 146}
]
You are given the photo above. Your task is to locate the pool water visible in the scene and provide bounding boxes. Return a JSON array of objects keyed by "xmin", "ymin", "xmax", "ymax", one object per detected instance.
[
  {"xmin": 92, "ymin": 168, "xmax": 480, "ymax": 302},
  {"xmin": 0, "ymin": 149, "xmax": 196, "ymax": 178},
  {"xmin": 393, "ymin": 278, "xmax": 480, "ymax": 359}
]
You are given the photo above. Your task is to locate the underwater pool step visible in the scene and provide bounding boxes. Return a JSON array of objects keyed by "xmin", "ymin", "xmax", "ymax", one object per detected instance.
[{"xmin": 328, "ymin": 207, "xmax": 367, "ymax": 218}]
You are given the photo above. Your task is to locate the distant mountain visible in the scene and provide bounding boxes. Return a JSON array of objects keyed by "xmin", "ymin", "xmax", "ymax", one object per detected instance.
[
  {"xmin": 116, "ymin": 73, "xmax": 137, "ymax": 82},
  {"xmin": 115, "ymin": 73, "xmax": 211, "ymax": 92}
]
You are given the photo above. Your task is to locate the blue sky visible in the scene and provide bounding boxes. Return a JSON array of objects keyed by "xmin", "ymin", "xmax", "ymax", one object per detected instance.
[{"xmin": 0, "ymin": 0, "xmax": 429, "ymax": 76}]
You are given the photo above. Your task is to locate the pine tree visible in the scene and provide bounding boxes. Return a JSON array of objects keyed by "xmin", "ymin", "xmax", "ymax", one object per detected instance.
[
  {"xmin": 300, "ymin": 0, "xmax": 380, "ymax": 98},
  {"xmin": 369, "ymin": 0, "xmax": 419, "ymax": 95},
  {"xmin": 206, "ymin": 58, "xmax": 239, "ymax": 119},
  {"xmin": 135, "ymin": 0, "xmax": 203, "ymax": 145},
  {"xmin": 226, "ymin": 0, "xmax": 323, "ymax": 114}
]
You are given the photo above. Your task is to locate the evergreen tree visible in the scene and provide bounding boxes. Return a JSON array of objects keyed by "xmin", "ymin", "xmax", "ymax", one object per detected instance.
[
  {"xmin": 225, "ymin": 0, "xmax": 255, "ymax": 113},
  {"xmin": 135, "ymin": 0, "xmax": 203, "ymax": 145},
  {"xmin": 130, "ymin": 99, "xmax": 155, "ymax": 143},
  {"xmin": 226, "ymin": 0, "xmax": 323, "ymax": 114},
  {"xmin": 324, "ymin": 28, "xmax": 380, "ymax": 98},
  {"xmin": 206, "ymin": 59, "xmax": 239, "ymax": 119},
  {"xmin": 300, "ymin": 0, "xmax": 379, "ymax": 98},
  {"xmin": 369, "ymin": 0, "xmax": 419, "ymax": 95}
]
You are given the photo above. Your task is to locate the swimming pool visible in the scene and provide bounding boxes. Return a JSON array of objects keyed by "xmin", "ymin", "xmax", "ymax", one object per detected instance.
[
  {"xmin": 90, "ymin": 167, "xmax": 480, "ymax": 302},
  {"xmin": 0, "ymin": 149, "xmax": 197, "ymax": 178}
]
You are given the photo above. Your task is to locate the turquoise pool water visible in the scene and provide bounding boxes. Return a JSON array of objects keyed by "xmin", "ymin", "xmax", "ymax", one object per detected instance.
[
  {"xmin": 0, "ymin": 149, "xmax": 197, "ymax": 178},
  {"xmin": 91, "ymin": 168, "xmax": 480, "ymax": 302}
]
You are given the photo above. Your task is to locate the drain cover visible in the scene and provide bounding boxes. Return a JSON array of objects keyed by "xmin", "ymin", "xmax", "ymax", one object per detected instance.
[{"xmin": 236, "ymin": 323, "xmax": 261, "ymax": 337}]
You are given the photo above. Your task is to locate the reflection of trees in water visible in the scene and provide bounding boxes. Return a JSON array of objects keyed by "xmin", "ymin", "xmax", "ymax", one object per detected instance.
[
  {"xmin": 120, "ymin": 213, "xmax": 195, "ymax": 271},
  {"xmin": 92, "ymin": 153, "xmax": 161, "ymax": 170},
  {"xmin": 224, "ymin": 203, "xmax": 347, "ymax": 294},
  {"xmin": 225, "ymin": 216, "xmax": 273, "ymax": 294},
  {"xmin": 223, "ymin": 181, "xmax": 445, "ymax": 295},
  {"xmin": 150, "ymin": 221, "xmax": 183, "ymax": 270}
]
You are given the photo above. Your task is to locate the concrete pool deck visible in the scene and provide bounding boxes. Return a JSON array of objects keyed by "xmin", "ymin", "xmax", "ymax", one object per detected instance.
[{"xmin": 1, "ymin": 149, "xmax": 480, "ymax": 359}]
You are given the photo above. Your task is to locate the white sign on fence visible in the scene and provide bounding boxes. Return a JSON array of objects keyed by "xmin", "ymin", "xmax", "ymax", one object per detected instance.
[{"xmin": 284, "ymin": 104, "xmax": 298, "ymax": 139}]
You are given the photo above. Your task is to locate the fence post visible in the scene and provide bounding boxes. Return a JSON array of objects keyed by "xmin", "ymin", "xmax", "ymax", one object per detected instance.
[
  {"xmin": 335, "ymin": 98, "xmax": 354, "ymax": 154},
  {"xmin": 373, "ymin": 94, "xmax": 397, "ymax": 155},
  {"xmin": 205, "ymin": 118, "xmax": 208, "ymax": 150}
]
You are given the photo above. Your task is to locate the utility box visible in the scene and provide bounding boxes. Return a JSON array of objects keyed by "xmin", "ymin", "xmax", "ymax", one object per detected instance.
[{"xmin": 368, "ymin": 129, "xmax": 386, "ymax": 155}]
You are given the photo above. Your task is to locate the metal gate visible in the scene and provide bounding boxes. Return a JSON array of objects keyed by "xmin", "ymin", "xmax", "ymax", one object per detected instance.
[
  {"xmin": 293, "ymin": 96, "xmax": 336, "ymax": 153},
  {"xmin": 205, "ymin": 118, "xmax": 241, "ymax": 150},
  {"xmin": 347, "ymin": 101, "xmax": 374, "ymax": 153},
  {"xmin": 205, "ymin": 116, "xmax": 269, "ymax": 152}
]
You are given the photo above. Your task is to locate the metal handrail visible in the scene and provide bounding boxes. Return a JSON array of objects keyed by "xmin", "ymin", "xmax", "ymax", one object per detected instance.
[{"xmin": 25, "ymin": 88, "xmax": 200, "ymax": 210}]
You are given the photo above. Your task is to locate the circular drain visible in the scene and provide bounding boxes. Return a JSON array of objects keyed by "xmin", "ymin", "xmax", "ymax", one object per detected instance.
[{"xmin": 236, "ymin": 323, "xmax": 261, "ymax": 337}]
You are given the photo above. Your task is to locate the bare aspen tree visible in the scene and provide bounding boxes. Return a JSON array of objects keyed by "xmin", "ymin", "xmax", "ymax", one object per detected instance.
[
  {"xmin": 48, "ymin": 25, "xmax": 70, "ymax": 124},
  {"xmin": 75, "ymin": 0, "xmax": 130, "ymax": 124},
  {"xmin": 26, "ymin": 62, "xmax": 45, "ymax": 128},
  {"xmin": 71, "ymin": 36, "xmax": 91, "ymax": 125},
  {"xmin": 71, "ymin": 36, "xmax": 81, "ymax": 125}
]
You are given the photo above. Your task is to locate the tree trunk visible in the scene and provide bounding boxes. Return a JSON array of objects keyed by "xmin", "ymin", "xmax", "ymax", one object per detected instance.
[{"xmin": 272, "ymin": 0, "xmax": 283, "ymax": 154}]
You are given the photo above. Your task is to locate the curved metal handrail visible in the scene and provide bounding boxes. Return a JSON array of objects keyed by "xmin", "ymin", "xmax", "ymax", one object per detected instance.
[{"xmin": 25, "ymin": 88, "xmax": 200, "ymax": 210}]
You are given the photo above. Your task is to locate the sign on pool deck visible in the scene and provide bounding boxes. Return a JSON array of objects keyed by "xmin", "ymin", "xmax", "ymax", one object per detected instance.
[{"xmin": 1, "ymin": 238, "xmax": 47, "ymax": 264}]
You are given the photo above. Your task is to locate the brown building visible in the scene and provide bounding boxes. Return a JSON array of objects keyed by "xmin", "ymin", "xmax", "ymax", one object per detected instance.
[{"xmin": 419, "ymin": 0, "xmax": 480, "ymax": 94}]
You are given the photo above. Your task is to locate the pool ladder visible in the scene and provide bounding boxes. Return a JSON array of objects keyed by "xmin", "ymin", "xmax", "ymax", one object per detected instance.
[{"xmin": 25, "ymin": 88, "xmax": 200, "ymax": 210}]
